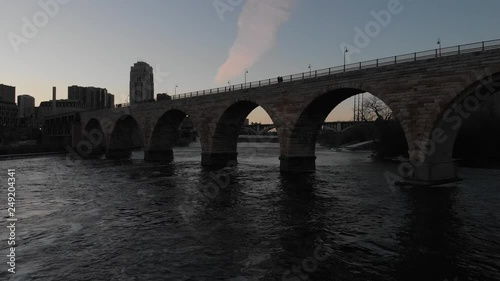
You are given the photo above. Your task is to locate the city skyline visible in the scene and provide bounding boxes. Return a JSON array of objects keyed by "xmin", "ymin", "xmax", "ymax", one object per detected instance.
[{"xmin": 2, "ymin": 0, "xmax": 500, "ymax": 123}]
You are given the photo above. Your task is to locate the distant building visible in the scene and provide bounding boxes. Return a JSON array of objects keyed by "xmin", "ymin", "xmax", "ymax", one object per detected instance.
[
  {"xmin": 35, "ymin": 100, "xmax": 87, "ymax": 128},
  {"xmin": 107, "ymin": 93, "xmax": 115, "ymax": 108},
  {"xmin": 156, "ymin": 93, "xmax": 171, "ymax": 101},
  {"xmin": 0, "ymin": 84, "xmax": 15, "ymax": 104},
  {"xmin": 17, "ymin": 95, "xmax": 36, "ymax": 127},
  {"xmin": 0, "ymin": 84, "xmax": 18, "ymax": 126},
  {"xmin": 130, "ymin": 62, "xmax": 154, "ymax": 104},
  {"xmin": 67, "ymin": 85, "xmax": 86, "ymax": 105},
  {"xmin": 0, "ymin": 103, "xmax": 18, "ymax": 126},
  {"xmin": 18, "ymin": 95, "xmax": 35, "ymax": 118},
  {"xmin": 68, "ymin": 85, "xmax": 114, "ymax": 109}
]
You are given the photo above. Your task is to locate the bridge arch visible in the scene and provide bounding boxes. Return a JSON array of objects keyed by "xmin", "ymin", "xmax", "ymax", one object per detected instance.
[
  {"xmin": 107, "ymin": 115, "xmax": 144, "ymax": 159},
  {"xmin": 202, "ymin": 100, "xmax": 282, "ymax": 167},
  {"xmin": 146, "ymin": 108, "xmax": 199, "ymax": 161},
  {"xmin": 281, "ymin": 87, "xmax": 405, "ymax": 172},
  {"xmin": 79, "ymin": 118, "xmax": 106, "ymax": 157},
  {"xmin": 409, "ymin": 72, "xmax": 500, "ymax": 184}
]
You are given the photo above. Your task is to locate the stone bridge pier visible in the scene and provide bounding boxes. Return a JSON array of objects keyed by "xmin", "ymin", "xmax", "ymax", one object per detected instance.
[{"xmin": 401, "ymin": 72, "xmax": 500, "ymax": 185}]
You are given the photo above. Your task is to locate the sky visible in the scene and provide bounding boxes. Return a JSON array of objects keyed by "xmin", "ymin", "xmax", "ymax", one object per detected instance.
[{"xmin": 1, "ymin": 0, "xmax": 500, "ymax": 123}]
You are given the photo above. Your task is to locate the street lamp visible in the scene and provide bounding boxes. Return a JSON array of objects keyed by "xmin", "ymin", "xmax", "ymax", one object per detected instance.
[
  {"xmin": 175, "ymin": 84, "xmax": 178, "ymax": 95},
  {"xmin": 308, "ymin": 64, "xmax": 311, "ymax": 77},
  {"xmin": 344, "ymin": 47, "xmax": 349, "ymax": 72},
  {"xmin": 437, "ymin": 38, "xmax": 441, "ymax": 57},
  {"xmin": 245, "ymin": 69, "xmax": 248, "ymax": 84}
]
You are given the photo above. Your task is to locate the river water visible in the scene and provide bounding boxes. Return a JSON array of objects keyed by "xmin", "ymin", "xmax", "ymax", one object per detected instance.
[{"xmin": 1, "ymin": 144, "xmax": 499, "ymax": 281}]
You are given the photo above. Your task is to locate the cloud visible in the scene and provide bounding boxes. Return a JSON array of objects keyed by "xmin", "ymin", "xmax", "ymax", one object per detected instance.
[{"xmin": 214, "ymin": 0, "xmax": 293, "ymax": 84}]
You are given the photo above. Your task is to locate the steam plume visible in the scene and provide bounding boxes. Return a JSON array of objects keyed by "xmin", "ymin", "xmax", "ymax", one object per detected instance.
[{"xmin": 215, "ymin": 0, "xmax": 293, "ymax": 84}]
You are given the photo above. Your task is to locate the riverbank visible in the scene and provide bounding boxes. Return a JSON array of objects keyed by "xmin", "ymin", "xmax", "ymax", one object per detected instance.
[
  {"xmin": 0, "ymin": 143, "xmax": 67, "ymax": 160},
  {"xmin": 0, "ymin": 151, "xmax": 67, "ymax": 161}
]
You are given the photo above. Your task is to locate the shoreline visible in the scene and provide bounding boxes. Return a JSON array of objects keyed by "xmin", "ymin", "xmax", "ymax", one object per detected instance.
[{"xmin": 0, "ymin": 151, "xmax": 67, "ymax": 161}]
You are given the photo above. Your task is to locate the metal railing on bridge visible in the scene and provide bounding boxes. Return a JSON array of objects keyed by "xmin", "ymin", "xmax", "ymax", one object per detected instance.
[{"xmin": 116, "ymin": 38, "xmax": 500, "ymax": 106}]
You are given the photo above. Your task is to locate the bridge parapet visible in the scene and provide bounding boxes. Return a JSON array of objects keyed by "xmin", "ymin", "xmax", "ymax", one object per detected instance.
[{"xmin": 170, "ymin": 39, "xmax": 500, "ymax": 101}]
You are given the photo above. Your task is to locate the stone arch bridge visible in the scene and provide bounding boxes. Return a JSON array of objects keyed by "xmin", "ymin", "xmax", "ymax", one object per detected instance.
[{"xmin": 44, "ymin": 39, "xmax": 500, "ymax": 186}]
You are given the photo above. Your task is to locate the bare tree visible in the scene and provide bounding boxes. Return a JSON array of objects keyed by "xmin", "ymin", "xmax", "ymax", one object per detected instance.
[{"xmin": 356, "ymin": 94, "xmax": 394, "ymax": 121}]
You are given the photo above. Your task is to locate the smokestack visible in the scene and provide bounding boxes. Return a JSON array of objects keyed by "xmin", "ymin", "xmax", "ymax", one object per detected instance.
[{"xmin": 52, "ymin": 87, "xmax": 57, "ymax": 115}]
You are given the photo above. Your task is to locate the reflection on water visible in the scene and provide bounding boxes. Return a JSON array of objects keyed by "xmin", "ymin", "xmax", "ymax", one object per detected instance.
[{"xmin": 1, "ymin": 145, "xmax": 499, "ymax": 280}]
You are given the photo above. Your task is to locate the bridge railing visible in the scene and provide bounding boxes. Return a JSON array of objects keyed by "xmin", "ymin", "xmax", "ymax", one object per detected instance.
[{"xmin": 162, "ymin": 38, "xmax": 499, "ymax": 101}]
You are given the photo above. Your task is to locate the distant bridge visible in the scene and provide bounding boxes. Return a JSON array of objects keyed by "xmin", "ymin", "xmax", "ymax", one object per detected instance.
[
  {"xmin": 43, "ymin": 39, "xmax": 500, "ymax": 186},
  {"xmin": 241, "ymin": 121, "xmax": 368, "ymax": 135}
]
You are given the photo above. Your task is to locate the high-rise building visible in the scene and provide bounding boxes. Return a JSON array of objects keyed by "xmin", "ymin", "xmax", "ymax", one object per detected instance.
[
  {"xmin": 68, "ymin": 85, "xmax": 86, "ymax": 104},
  {"xmin": 0, "ymin": 84, "xmax": 17, "ymax": 126},
  {"xmin": 68, "ymin": 85, "xmax": 114, "ymax": 109},
  {"xmin": 0, "ymin": 84, "xmax": 15, "ymax": 104},
  {"xmin": 0, "ymin": 103, "xmax": 18, "ymax": 126},
  {"xmin": 107, "ymin": 93, "xmax": 115, "ymax": 108},
  {"xmin": 130, "ymin": 62, "xmax": 154, "ymax": 104},
  {"xmin": 18, "ymin": 95, "xmax": 35, "ymax": 118}
]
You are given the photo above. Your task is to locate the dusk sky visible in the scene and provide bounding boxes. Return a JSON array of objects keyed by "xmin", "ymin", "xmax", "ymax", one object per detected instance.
[{"xmin": 1, "ymin": 0, "xmax": 500, "ymax": 123}]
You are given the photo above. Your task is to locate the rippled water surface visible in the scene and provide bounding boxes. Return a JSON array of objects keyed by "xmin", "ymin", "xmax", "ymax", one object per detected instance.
[{"xmin": 1, "ymin": 145, "xmax": 499, "ymax": 280}]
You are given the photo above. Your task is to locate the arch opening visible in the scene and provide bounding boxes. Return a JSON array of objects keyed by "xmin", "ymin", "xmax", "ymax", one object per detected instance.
[
  {"xmin": 146, "ymin": 109, "xmax": 198, "ymax": 162},
  {"xmin": 203, "ymin": 101, "xmax": 280, "ymax": 168},
  {"xmin": 283, "ymin": 89, "xmax": 406, "ymax": 172},
  {"xmin": 107, "ymin": 115, "xmax": 144, "ymax": 159},
  {"xmin": 426, "ymin": 72, "xmax": 500, "ymax": 173},
  {"xmin": 78, "ymin": 118, "xmax": 106, "ymax": 158}
]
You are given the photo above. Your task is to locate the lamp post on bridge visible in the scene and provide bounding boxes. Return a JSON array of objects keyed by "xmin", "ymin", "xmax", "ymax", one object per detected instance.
[
  {"xmin": 344, "ymin": 47, "xmax": 348, "ymax": 72},
  {"xmin": 437, "ymin": 38, "xmax": 441, "ymax": 57},
  {"xmin": 175, "ymin": 84, "xmax": 178, "ymax": 95},
  {"xmin": 308, "ymin": 64, "xmax": 311, "ymax": 77},
  {"xmin": 245, "ymin": 69, "xmax": 248, "ymax": 85}
]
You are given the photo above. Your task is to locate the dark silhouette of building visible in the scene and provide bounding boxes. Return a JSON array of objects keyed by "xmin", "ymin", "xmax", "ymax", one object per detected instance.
[
  {"xmin": 36, "ymin": 100, "xmax": 87, "ymax": 128},
  {"xmin": 0, "ymin": 84, "xmax": 15, "ymax": 103},
  {"xmin": 68, "ymin": 85, "xmax": 114, "ymax": 109},
  {"xmin": 156, "ymin": 93, "xmax": 172, "ymax": 101},
  {"xmin": 18, "ymin": 95, "xmax": 35, "ymax": 118},
  {"xmin": 0, "ymin": 103, "xmax": 18, "ymax": 126},
  {"xmin": 130, "ymin": 62, "xmax": 154, "ymax": 104},
  {"xmin": 107, "ymin": 93, "xmax": 114, "ymax": 108},
  {"xmin": 0, "ymin": 84, "xmax": 18, "ymax": 126},
  {"xmin": 17, "ymin": 95, "xmax": 36, "ymax": 127}
]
